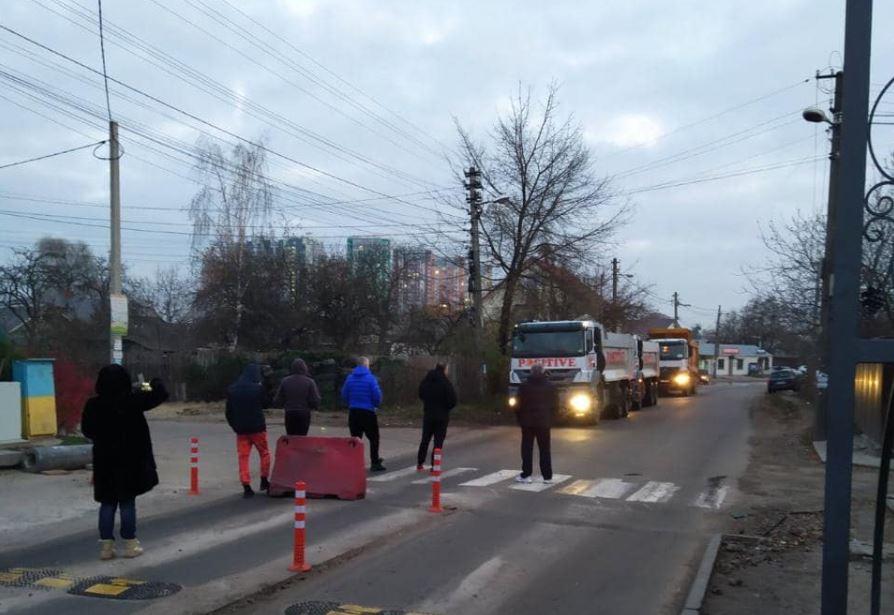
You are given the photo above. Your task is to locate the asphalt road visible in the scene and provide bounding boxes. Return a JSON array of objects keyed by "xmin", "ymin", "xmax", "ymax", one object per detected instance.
[{"xmin": 0, "ymin": 382, "xmax": 759, "ymax": 615}]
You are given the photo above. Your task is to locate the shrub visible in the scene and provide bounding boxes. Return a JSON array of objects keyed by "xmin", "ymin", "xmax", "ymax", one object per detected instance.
[{"xmin": 54, "ymin": 358, "xmax": 94, "ymax": 434}]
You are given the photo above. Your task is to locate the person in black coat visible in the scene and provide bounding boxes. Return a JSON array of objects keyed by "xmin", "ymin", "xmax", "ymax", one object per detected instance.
[
  {"xmin": 416, "ymin": 363, "xmax": 457, "ymax": 471},
  {"xmin": 515, "ymin": 364, "xmax": 558, "ymax": 484},
  {"xmin": 225, "ymin": 363, "xmax": 271, "ymax": 498},
  {"xmin": 81, "ymin": 364, "xmax": 169, "ymax": 560}
]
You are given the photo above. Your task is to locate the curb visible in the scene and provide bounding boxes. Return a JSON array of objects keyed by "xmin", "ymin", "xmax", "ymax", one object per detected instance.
[{"xmin": 680, "ymin": 533, "xmax": 722, "ymax": 614}]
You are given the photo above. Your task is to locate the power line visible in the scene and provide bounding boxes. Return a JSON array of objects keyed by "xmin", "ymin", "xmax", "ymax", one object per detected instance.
[
  {"xmin": 95, "ymin": 0, "xmax": 112, "ymax": 120},
  {"xmin": 0, "ymin": 140, "xmax": 105, "ymax": 170},
  {"xmin": 0, "ymin": 24, "xmax": 459, "ymax": 218}
]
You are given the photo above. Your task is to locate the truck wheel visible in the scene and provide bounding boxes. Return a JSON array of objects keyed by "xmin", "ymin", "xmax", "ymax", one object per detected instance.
[
  {"xmin": 652, "ymin": 382, "xmax": 660, "ymax": 406},
  {"xmin": 618, "ymin": 384, "xmax": 630, "ymax": 418},
  {"xmin": 631, "ymin": 383, "xmax": 642, "ymax": 411}
]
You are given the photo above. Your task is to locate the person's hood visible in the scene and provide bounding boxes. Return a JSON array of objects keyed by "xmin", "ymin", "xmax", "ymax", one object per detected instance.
[
  {"xmin": 233, "ymin": 363, "xmax": 262, "ymax": 388},
  {"xmin": 424, "ymin": 366, "xmax": 447, "ymax": 382},
  {"xmin": 95, "ymin": 364, "xmax": 132, "ymax": 398},
  {"xmin": 291, "ymin": 358, "xmax": 308, "ymax": 376},
  {"xmin": 352, "ymin": 365, "xmax": 371, "ymax": 376}
]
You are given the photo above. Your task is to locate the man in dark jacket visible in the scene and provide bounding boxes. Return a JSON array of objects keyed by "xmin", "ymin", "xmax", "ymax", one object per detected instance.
[
  {"xmin": 341, "ymin": 357, "xmax": 385, "ymax": 471},
  {"xmin": 515, "ymin": 364, "xmax": 558, "ymax": 484},
  {"xmin": 225, "ymin": 363, "xmax": 271, "ymax": 498},
  {"xmin": 416, "ymin": 363, "xmax": 457, "ymax": 471},
  {"xmin": 274, "ymin": 358, "xmax": 322, "ymax": 436},
  {"xmin": 81, "ymin": 364, "xmax": 168, "ymax": 560}
]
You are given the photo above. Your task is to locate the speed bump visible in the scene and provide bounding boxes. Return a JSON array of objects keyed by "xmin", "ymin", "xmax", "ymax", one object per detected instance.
[
  {"xmin": 0, "ymin": 567, "xmax": 180, "ymax": 601},
  {"xmin": 285, "ymin": 602, "xmax": 434, "ymax": 615}
]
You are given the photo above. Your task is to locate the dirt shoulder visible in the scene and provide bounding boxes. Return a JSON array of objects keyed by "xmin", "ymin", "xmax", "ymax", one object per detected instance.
[
  {"xmin": 703, "ymin": 392, "xmax": 894, "ymax": 614},
  {"xmin": 150, "ymin": 400, "xmax": 514, "ymax": 428}
]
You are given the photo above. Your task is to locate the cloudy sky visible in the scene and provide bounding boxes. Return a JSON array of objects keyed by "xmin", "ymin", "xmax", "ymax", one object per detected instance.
[{"xmin": 1, "ymin": 0, "xmax": 893, "ymax": 327}]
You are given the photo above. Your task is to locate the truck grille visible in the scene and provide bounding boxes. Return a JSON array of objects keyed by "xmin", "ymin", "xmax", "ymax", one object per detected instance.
[{"xmin": 514, "ymin": 369, "xmax": 580, "ymax": 384}]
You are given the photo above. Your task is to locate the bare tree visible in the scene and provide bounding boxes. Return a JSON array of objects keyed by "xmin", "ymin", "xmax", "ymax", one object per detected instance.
[
  {"xmin": 145, "ymin": 267, "xmax": 194, "ymax": 325},
  {"xmin": 188, "ymin": 138, "xmax": 274, "ymax": 350},
  {"xmin": 455, "ymin": 84, "xmax": 625, "ymax": 353}
]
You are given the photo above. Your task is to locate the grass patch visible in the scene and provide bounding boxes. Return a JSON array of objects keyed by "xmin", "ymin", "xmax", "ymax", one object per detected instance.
[{"xmin": 58, "ymin": 435, "xmax": 89, "ymax": 446}]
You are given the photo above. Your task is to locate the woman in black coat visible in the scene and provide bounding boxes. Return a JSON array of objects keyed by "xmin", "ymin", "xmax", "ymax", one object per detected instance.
[
  {"xmin": 416, "ymin": 363, "xmax": 457, "ymax": 471},
  {"xmin": 81, "ymin": 364, "xmax": 168, "ymax": 560}
]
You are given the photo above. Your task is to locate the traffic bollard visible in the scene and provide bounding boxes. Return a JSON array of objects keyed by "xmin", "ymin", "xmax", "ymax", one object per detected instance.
[
  {"xmin": 188, "ymin": 437, "xmax": 199, "ymax": 496},
  {"xmin": 429, "ymin": 448, "xmax": 443, "ymax": 513},
  {"xmin": 289, "ymin": 481, "xmax": 311, "ymax": 572}
]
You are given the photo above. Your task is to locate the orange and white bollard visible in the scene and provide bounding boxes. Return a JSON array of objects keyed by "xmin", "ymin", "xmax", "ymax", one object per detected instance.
[
  {"xmin": 429, "ymin": 448, "xmax": 443, "ymax": 513},
  {"xmin": 188, "ymin": 437, "xmax": 199, "ymax": 496},
  {"xmin": 289, "ymin": 481, "xmax": 311, "ymax": 572}
]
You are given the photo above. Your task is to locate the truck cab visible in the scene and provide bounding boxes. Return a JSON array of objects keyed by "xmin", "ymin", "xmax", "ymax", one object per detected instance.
[{"xmin": 507, "ymin": 320, "xmax": 636, "ymax": 423}]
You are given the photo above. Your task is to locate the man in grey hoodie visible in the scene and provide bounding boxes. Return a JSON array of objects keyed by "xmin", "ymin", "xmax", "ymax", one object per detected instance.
[{"xmin": 274, "ymin": 358, "xmax": 322, "ymax": 436}]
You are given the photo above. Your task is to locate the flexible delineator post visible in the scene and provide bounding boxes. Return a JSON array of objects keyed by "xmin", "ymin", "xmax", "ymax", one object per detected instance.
[
  {"xmin": 429, "ymin": 448, "xmax": 443, "ymax": 513},
  {"xmin": 289, "ymin": 481, "xmax": 311, "ymax": 572},
  {"xmin": 188, "ymin": 437, "xmax": 199, "ymax": 496}
]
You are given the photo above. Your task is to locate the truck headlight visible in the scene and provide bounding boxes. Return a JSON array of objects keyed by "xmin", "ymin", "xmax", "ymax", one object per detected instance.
[
  {"xmin": 569, "ymin": 393, "xmax": 592, "ymax": 413},
  {"xmin": 673, "ymin": 372, "xmax": 691, "ymax": 386},
  {"xmin": 508, "ymin": 396, "xmax": 518, "ymax": 408}
]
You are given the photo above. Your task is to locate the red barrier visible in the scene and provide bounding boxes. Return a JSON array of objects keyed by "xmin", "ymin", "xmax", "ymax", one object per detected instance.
[
  {"xmin": 288, "ymin": 481, "xmax": 311, "ymax": 573},
  {"xmin": 429, "ymin": 448, "xmax": 443, "ymax": 513},
  {"xmin": 269, "ymin": 436, "xmax": 366, "ymax": 500},
  {"xmin": 188, "ymin": 437, "xmax": 199, "ymax": 496}
]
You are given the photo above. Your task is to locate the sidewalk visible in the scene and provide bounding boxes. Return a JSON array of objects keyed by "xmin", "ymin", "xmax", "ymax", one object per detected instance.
[
  {"xmin": 0, "ymin": 414, "xmax": 484, "ymax": 552},
  {"xmin": 701, "ymin": 391, "xmax": 894, "ymax": 613}
]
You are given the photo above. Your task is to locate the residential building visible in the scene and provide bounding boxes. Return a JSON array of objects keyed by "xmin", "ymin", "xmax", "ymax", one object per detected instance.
[
  {"xmin": 425, "ymin": 254, "xmax": 467, "ymax": 311},
  {"xmin": 347, "ymin": 237, "xmax": 392, "ymax": 267},
  {"xmin": 393, "ymin": 247, "xmax": 429, "ymax": 312},
  {"xmin": 699, "ymin": 343, "xmax": 773, "ymax": 376}
]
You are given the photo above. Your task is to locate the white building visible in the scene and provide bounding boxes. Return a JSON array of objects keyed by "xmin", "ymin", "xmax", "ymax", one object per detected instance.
[{"xmin": 699, "ymin": 344, "xmax": 773, "ymax": 376}]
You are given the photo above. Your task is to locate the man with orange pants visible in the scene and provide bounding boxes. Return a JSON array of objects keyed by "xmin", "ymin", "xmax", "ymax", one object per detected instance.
[{"xmin": 225, "ymin": 363, "xmax": 271, "ymax": 498}]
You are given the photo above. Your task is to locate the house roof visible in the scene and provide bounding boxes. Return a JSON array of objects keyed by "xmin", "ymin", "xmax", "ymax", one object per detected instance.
[{"xmin": 699, "ymin": 343, "xmax": 771, "ymax": 358}]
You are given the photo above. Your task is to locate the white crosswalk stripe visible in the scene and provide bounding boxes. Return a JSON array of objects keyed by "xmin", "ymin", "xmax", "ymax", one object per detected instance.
[
  {"xmin": 459, "ymin": 469, "xmax": 519, "ymax": 487},
  {"xmin": 368, "ymin": 465, "xmax": 421, "ymax": 482},
  {"xmin": 694, "ymin": 485, "xmax": 729, "ymax": 510},
  {"xmin": 509, "ymin": 474, "xmax": 572, "ymax": 492},
  {"xmin": 560, "ymin": 478, "xmax": 638, "ymax": 499},
  {"xmin": 626, "ymin": 481, "xmax": 680, "ymax": 503},
  {"xmin": 412, "ymin": 467, "xmax": 478, "ymax": 484}
]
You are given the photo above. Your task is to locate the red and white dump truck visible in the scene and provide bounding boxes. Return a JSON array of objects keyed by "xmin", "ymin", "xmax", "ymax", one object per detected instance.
[{"xmin": 507, "ymin": 320, "xmax": 658, "ymax": 423}]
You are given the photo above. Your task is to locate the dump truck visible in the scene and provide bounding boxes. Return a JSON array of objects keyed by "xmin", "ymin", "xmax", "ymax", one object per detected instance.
[
  {"xmin": 507, "ymin": 320, "xmax": 638, "ymax": 423},
  {"xmin": 632, "ymin": 336, "xmax": 660, "ymax": 409},
  {"xmin": 648, "ymin": 327, "xmax": 699, "ymax": 396}
]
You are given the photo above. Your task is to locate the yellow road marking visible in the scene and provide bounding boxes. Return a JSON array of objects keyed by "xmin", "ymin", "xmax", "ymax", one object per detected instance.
[
  {"xmin": 0, "ymin": 572, "xmax": 23, "ymax": 584},
  {"xmin": 83, "ymin": 583, "xmax": 131, "ymax": 597},
  {"xmin": 110, "ymin": 578, "xmax": 145, "ymax": 586},
  {"xmin": 35, "ymin": 577, "xmax": 75, "ymax": 589},
  {"xmin": 335, "ymin": 607, "xmax": 383, "ymax": 614}
]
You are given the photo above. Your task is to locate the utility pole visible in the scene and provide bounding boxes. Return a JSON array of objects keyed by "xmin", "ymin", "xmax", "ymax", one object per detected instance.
[
  {"xmin": 465, "ymin": 166, "xmax": 484, "ymax": 395},
  {"xmin": 814, "ymin": 69, "xmax": 843, "ymax": 442},
  {"xmin": 671, "ymin": 292, "xmax": 690, "ymax": 328},
  {"xmin": 713, "ymin": 305, "xmax": 722, "ymax": 379},
  {"xmin": 108, "ymin": 120, "xmax": 126, "ymax": 366},
  {"xmin": 611, "ymin": 258, "xmax": 619, "ymax": 304}
]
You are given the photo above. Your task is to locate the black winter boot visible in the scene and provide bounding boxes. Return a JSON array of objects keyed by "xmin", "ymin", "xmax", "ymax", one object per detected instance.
[
  {"xmin": 260, "ymin": 477, "xmax": 270, "ymax": 492},
  {"xmin": 242, "ymin": 484, "xmax": 255, "ymax": 498}
]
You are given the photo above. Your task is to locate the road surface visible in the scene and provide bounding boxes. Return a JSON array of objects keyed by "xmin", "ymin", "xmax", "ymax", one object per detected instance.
[{"xmin": 0, "ymin": 382, "xmax": 759, "ymax": 615}]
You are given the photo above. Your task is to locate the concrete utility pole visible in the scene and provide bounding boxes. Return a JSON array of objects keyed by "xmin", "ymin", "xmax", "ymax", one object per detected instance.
[
  {"xmin": 465, "ymin": 166, "xmax": 484, "ymax": 394},
  {"xmin": 814, "ymin": 69, "xmax": 843, "ymax": 442},
  {"xmin": 611, "ymin": 258, "xmax": 619, "ymax": 304},
  {"xmin": 671, "ymin": 292, "xmax": 690, "ymax": 328},
  {"xmin": 712, "ymin": 305, "xmax": 722, "ymax": 379},
  {"xmin": 109, "ymin": 120, "xmax": 124, "ymax": 365}
]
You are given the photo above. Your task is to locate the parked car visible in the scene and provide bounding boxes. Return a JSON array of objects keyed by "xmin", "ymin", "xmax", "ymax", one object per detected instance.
[{"xmin": 767, "ymin": 368, "xmax": 800, "ymax": 393}]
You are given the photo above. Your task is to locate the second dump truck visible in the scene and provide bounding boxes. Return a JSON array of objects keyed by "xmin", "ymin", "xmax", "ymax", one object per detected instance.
[{"xmin": 648, "ymin": 327, "xmax": 699, "ymax": 396}]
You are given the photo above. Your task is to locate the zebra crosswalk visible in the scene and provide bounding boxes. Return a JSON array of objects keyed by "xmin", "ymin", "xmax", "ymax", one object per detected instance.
[{"xmin": 372, "ymin": 466, "xmax": 731, "ymax": 509}]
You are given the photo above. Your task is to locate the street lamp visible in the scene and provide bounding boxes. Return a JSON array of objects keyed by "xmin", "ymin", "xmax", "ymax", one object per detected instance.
[{"xmin": 802, "ymin": 106, "xmax": 836, "ymax": 125}]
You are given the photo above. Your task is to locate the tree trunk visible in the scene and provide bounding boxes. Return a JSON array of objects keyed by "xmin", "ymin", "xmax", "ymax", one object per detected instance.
[{"xmin": 498, "ymin": 273, "xmax": 520, "ymax": 355}]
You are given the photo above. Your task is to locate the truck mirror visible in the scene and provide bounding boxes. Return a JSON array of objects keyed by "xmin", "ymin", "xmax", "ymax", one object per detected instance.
[{"xmin": 597, "ymin": 351, "xmax": 606, "ymax": 372}]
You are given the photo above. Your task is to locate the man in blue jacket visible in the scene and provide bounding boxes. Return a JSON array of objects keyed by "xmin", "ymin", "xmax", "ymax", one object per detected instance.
[{"xmin": 341, "ymin": 357, "xmax": 386, "ymax": 472}]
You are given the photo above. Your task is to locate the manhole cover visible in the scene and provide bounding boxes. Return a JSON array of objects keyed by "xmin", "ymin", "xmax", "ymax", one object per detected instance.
[{"xmin": 68, "ymin": 576, "xmax": 181, "ymax": 600}]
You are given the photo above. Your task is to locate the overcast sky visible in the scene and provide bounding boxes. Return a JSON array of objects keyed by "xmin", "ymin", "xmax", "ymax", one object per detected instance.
[{"xmin": 1, "ymin": 0, "xmax": 893, "ymax": 327}]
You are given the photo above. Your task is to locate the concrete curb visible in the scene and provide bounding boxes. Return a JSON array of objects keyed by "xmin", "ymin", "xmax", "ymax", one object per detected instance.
[
  {"xmin": 812, "ymin": 440, "xmax": 893, "ymax": 470},
  {"xmin": 680, "ymin": 533, "xmax": 722, "ymax": 614}
]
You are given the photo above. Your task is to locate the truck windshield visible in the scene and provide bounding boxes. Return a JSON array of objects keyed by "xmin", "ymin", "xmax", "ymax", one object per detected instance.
[
  {"xmin": 659, "ymin": 341, "xmax": 687, "ymax": 360},
  {"xmin": 512, "ymin": 331, "xmax": 585, "ymax": 357}
]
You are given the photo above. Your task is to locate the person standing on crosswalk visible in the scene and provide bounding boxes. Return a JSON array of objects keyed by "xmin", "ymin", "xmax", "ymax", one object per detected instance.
[
  {"xmin": 515, "ymin": 364, "xmax": 557, "ymax": 484},
  {"xmin": 342, "ymin": 357, "xmax": 386, "ymax": 472},
  {"xmin": 416, "ymin": 363, "xmax": 457, "ymax": 471}
]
